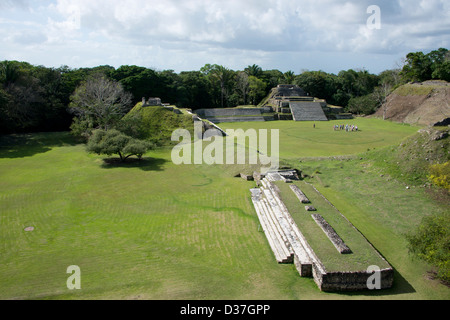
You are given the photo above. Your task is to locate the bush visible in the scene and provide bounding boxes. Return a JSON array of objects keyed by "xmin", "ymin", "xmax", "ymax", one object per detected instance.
[
  {"xmin": 406, "ymin": 212, "xmax": 450, "ymax": 283},
  {"xmin": 428, "ymin": 162, "xmax": 450, "ymax": 190}
]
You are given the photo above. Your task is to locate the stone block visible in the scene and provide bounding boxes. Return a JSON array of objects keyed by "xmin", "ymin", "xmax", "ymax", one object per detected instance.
[{"xmin": 240, "ymin": 173, "xmax": 254, "ymax": 181}]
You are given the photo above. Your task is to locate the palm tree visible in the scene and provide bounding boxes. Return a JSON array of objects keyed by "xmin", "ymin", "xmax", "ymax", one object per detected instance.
[
  {"xmin": 244, "ymin": 64, "xmax": 263, "ymax": 78},
  {"xmin": 283, "ymin": 70, "xmax": 295, "ymax": 84},
  {"xmin": 210, "ymin": 65, "xmax": 235, "ymax": 108}
]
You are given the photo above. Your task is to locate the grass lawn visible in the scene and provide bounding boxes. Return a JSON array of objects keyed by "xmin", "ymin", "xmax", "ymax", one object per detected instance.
[
  {"xmin": 285, "ymin": 156, "xmax": 450, "ymax": 299},
  {"xmin": 0, "ymin": 133, "xmax": 319, "ymax": 300},
  {"xmin": 0, "ymin": 117, "xmax": 448, "ymax": 300},
  {"xmin": 219, "ymin": 118, "xmax": 419, "ymax": 159}
]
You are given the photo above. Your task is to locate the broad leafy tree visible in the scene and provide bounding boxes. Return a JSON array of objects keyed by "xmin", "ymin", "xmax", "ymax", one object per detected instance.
[
  {"xmin": 248, "ymin": 76, "xmax": 267, "ymax": 105},
  {"xmin": 401, "ymin": 48, "xmax": 449, "ymax": 82},
  {"xmin": 87, "ymin": 129, "xmax": 153, "ymax": 161}
]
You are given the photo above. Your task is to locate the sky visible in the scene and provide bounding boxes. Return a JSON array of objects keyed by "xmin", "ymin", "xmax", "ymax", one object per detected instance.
[{"xmin": 0, "ymin": 0, "xmax": 449, "ymax": 75}]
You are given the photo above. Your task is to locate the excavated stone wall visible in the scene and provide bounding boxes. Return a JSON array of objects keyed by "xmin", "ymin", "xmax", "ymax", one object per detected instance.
[
  {"xmin": 250, "ymin": 171, "xmax": 394, "ymax": 292},
  {"xmin": 316, "ymin": 268, "xmax": 394, "ymax": 292}
]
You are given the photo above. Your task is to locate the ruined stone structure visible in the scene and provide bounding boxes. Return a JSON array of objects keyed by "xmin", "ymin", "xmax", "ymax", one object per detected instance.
[
  {"xmin": 142, "ymin": 97, "xmax": 162, "ymax": 106},
  {"xmin": 290, "ymin": 102, "xmax": 328, "ymax": 121},
  {"xmin": 266, "ymin": 85, "xmax": 329, "ymax": 121},
  {"xmin": 194, "ymin": 107, "xmax": 274, "ymax": 123},
  {"xmin": 250, "ymin": 170, "xmax": 394, "ymax": 291},
  {"xmin": 191, "ymin": 84, "xmax": 353, "ymax": 123}
]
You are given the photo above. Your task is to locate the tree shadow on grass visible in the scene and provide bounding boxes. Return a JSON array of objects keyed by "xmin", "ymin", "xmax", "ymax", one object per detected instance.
[
  {"xmin": 0, "ymin": 132, "xmax": 79, "ymax": 159},
  {"xmin": 99, "ymin": 157, "xmax": 169, "ymax": 171}
]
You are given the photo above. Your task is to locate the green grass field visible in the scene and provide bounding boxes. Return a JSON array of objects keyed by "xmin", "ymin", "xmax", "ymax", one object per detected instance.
[
  {"xmin": 220, "ymin": 118, "xmax": 419, "ymax": 159},
  {"xmin": 0, "ymin": 118, "xmax": 448, "ymax": 300}
]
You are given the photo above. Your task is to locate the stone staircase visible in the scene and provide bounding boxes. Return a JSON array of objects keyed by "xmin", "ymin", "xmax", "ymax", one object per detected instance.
[
  {"xmin": 251, "ymin": 188, "xmax": 293, "ymax": 264},
  {"xmin": 251, "ymin": 177, "xmax": 325, "ymax": 277},
  {"xmin": 206, "ymin": 116, "xmax": 266, "ymax": 123},
  {"xmin": 290, "ymin": 102, "xmax": 328, "ymax": 121},
  {"xmin": 250, "ymin": 174, "xmax": 394, "ymax": 291}
]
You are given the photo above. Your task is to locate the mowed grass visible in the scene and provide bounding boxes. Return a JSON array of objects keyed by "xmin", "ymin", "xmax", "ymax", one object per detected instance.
[
  {"xmin": 0, "ymin": 133, "xmax": 321, "ymax": 300},
  {"xmin": 0, "ymin": 116, "xmax": 448, "ymax": 300},
  {"xmin": 219, "ymin": 118, "xmax": 419, "ymax": 159}
]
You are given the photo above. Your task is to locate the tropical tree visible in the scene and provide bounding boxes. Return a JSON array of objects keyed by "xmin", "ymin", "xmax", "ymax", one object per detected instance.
[
  {"xmin": 207, "ymin": 64, "xmax": 236, "ymax": 108},
  {"xmin": 69, "ymin": 73, "xmax": 132, "ymax": 137},
  {"xmin": 177, "ymin": 71, "xmax": 212, "ymax": 109},
  {"xmin": 87, "ymin": 129, "xmax": 153, "ymax": 161},
  {"xmin": 260, "ymin": 69, "xmax": 284, "ymax": 89},
  {"xmin": 295, "ymin": 71, "xmax": 337, "ymax": 101},
  {"xmin": 346, "ymin": 93, "xmax": 378, "ymax": 115},
  {"xmin": 400, "ymin": 52, "xmax": 432, "ymax": 82},
  {"xmin": 283, "ymin": 70, "xmax": 295, "ymax": 84},
  {"xmin": 0, "ymin": 60, "xmax": 70, "ymax": 132},
  {"xmin": 0, "ymin": 60, "xmax": 20, "ymax": 86},
  {"xmin": 111, "ymin": 66, "xmax": 160, "ymax": 104},
  {"xmin": 235, "ymin": 71, "xmax": 250, "ymax": 105},
  {"xmin": 244, "ymin": 64, "xmax": 263, "ymax": 78},
  {"xmin": 248, "ymin": 76, "xmax": 267, "ymax": 105}
]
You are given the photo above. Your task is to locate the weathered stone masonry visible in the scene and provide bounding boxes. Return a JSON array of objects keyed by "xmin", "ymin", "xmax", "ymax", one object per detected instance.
[{"xmin": 250, "ymin": 171, "xmax": 394, "ymax": 292}]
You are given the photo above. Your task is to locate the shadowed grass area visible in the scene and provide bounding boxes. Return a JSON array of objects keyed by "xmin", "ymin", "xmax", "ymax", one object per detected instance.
[{"xmin": 0, "ymin": 132, "xmax": 79, "ymax": 158}]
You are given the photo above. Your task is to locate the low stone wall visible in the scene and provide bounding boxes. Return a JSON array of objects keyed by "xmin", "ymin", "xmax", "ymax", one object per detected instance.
[
  {"xmin": 195, "ymin": 108, "xmax": 264, "ymax": 118},
  {"xmin": 315, "ymin": 268, "xmax": 394, "ymax": 292},
  {"xmin": 276, "ymin": 113, "xmax": 293, "ymax": 120},
  {"xmin": 312, "ymin": 214, "xmax": 352, "ymax": 254},
  {"xmin": 263, "ymin": 115, "xmax": 277, "ymax": 121}
]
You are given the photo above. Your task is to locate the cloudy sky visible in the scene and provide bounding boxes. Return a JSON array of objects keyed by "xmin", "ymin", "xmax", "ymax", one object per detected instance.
[{"xmin": 1, "ymin": 0, "xmax": 449, "ymax": 74}]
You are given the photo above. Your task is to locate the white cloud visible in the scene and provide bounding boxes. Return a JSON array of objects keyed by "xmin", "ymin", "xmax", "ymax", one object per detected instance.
[{"xmin": 0, "ymin": 0, "xmax": 448, "ymax": 73}]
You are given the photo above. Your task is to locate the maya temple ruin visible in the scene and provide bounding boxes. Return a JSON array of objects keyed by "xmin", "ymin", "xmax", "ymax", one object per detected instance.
[{"xmin": 193, "ymin": 84, "xmax": 353, "ymax": 124}]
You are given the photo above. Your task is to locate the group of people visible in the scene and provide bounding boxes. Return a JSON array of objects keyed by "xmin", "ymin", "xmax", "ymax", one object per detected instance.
[{"xmin": 333, "ymin": 124, "xmax": 358, "ymax": 132}]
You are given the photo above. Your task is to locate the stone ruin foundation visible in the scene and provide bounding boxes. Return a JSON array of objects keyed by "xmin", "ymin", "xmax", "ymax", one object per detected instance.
[{"xmin": 250, "ymin": 170, "xmax": 394, "ymax": 292}]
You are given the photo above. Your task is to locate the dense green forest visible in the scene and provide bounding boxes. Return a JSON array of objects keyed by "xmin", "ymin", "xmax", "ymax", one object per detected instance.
[{"xmin": 0, "ymin": 48, "xmax": 448, "ymax": 134}]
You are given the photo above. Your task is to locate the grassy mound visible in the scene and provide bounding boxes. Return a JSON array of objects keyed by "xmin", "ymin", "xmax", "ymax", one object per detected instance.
[
  {"xmin": 367, "ymin": 127, "xmax": 449, "ymax": 186},
  {"xmin": 374, "ymin": 81, "xmax": 449, "ymax": 126},
  {"xmin": 124, "ymin": 103, "xmax": 194, "ymax": 146}
]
